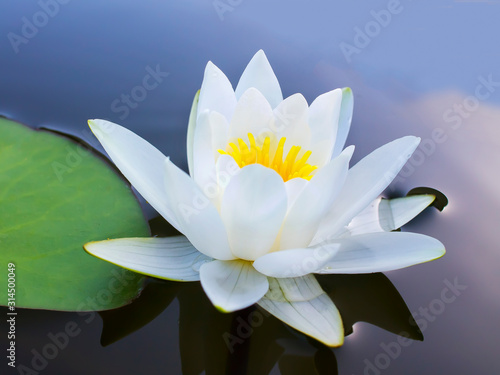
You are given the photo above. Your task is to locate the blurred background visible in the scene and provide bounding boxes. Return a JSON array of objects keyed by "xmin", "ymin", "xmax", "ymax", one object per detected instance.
[{"xmin": 1, "ymin": 0, "xmax": 499, "ymax": 374}]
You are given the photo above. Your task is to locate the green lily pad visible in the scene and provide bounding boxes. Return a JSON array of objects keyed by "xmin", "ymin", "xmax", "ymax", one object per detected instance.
[{"xmin": 0, "ymin": 117, "xmax": 149, "ymax": 311}]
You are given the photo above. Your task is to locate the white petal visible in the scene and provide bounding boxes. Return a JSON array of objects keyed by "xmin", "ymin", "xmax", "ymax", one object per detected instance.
[
  {"xmin": 279, "ymin": 147, "xmax": 353, "ymax": 250},
  {"xmin": 316, "ymin": 232, "xmax": 446, "ymax": 274},
  {"xmin": 313, "ymin": 136, "xmax": 420, "ymax": 244},
  {"xmin": 213, "ymin": 154, "xmax": 240, "ymax": 207},
  {"xmin": 164, "ymin": 159, "xmax": 235, "ymax": 260},
  {"xmin": 221, "ymin": 164, "xmax": 287, "ymax": 260},
  {"xmin": 305, "ymin": 140, "xmax": 333, "ymax": 169},
  {"xmin": 198, "ymin": 61, "xmax": 237, "ymax": 123},
  {"xmin": 200, "ymin": 260, "xmax": 269, "ymax": 312},
  {"xmin": 88, "ymin": 119, "xmax": 180, "ymax": 230},
  {"xmin": 191, "ymin": 111, "xmax": 229, "ymax": 193},
  {"xmin": 84, "ymin": 237, "xmax": 210, "ymax": 281},
  {"xmin": 284, "ymin": 178, "xmax": 308, "ymax": 212},
  {"xmin": 308, "ymin": 88, "xmax": 343, "ymax": 166},
  {"xmin": 209, "ymin": 111, "xmax": 230, "ymax": 154},
  {"xmin": 331, "ymin": 88, "xmax": 354, "ymax": 159},
  {"xmin": 344, "ymin": 195, "xmax": 436, "ymax": 236},
  {"xmin": 192, "ymin": 111, "xmax": 215, "ymax": 189},
  {"xmin": 385, "ymin": 194, "xmax": 436, "ymax": 230},
  {"xmin": 186, "ymin": 90, "xmax": 200, "ymax": 177},
  {"xmin": 257, "ymin": 275, "xmax": 344, "ymax": 347},
  {"xmin": 271, "ymin": 93, "xmax": 311, "ymax": 152},
  {"xmin": 253, "ymin": 244, "xmax": 340, "ymax": 278},
  {"xmin": 229, "ymin": 88, "xmax": 274, "ymax": 141},
  {"xmin": 235, "ymin": 50, "xmax": 283, "ymax": 109}
]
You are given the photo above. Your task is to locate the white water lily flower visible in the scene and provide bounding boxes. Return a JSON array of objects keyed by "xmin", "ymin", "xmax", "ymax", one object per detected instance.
[{"xmin": 84, "ymin": 50, "xmax": 445, "ymax": 347}]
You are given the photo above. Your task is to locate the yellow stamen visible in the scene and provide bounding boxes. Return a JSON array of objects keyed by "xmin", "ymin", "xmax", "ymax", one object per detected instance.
[
  {"xmin": 218, "ymin": 133, "xmax": 317, "ymax": 182},
  {"xmin": 261, "ymin": 137, "xmax": 270, "ymax": 167}
]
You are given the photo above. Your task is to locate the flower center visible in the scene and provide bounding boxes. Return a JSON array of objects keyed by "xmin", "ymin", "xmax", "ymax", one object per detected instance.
[{"xmin": 218, "ymin": 133, "xmax": 318, "ymax": 182}]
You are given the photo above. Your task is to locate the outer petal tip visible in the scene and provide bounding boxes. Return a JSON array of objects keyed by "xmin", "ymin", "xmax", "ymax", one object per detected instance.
[
  {"xmin": 343, "ymin": 144, "xmax": 355, "ymax": 159},
  {"xmin": 258, "ymin": 275, "xmax": 344, "ymax": 347},
  {"xmin": 87, "ymin": 118, "xmax": 104, "ymax": 127},
  {"xmin": 235, "ymin": 50, "xmax": 282, "ymax": 108},
  {"xmin": 200, "ymin": 260, "xmax": 269, "ymax": 312},
  {"xmin": 202, "ymin": 61, "xmax": 230, "ymax": 87},
  {"xmin": 435, "ymin": 242, "xmax": 446, "ymax": 259},
  {"xmin": 405, "ymin": 135, "xmax": 421, "ymax": 146},
  {"xmin": 87, "ymin": 118, "xmax": 118, "ymax": 138},
  {"xmin": 321, "ymin": 332, "xmax": 345, "ymax": 347},
  {"xmin": 205, "ymin": 60, "xmax": 217, "ymax": 72},
  {"xmin": 82, "ymin": 241, "xmax": 93, "ymax": 253},
  {"xmin": 87, "ymin": 118, "xmax": 98, "ymax": 131},
  {"xmin": 322, "ymin": 87, "xmax": 343, "ymax": 102},
  {"xmin": 252, "ymin": 49, "xmax": 269, "ymax": 62},
  {"xmin": 424, "ymin": 235, "xmax": 446, "ymax": 261}
]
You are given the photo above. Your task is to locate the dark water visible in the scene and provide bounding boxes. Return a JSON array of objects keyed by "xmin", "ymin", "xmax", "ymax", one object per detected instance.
[{"xmin": 1, "ymin": 1, "xmax": 500, "ymax": 374}]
